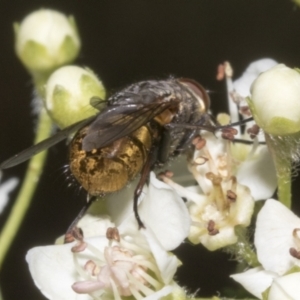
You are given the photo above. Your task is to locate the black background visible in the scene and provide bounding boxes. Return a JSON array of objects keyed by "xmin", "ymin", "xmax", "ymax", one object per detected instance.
[{"xmin": 1, "ymin": 1, "xmax": 300, "ymax": 299}]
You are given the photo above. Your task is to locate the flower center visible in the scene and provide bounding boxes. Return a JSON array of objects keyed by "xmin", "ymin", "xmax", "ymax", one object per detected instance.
[{"xmin": 71, "ymin": 229, "xmax": 163, "ymax": 300}]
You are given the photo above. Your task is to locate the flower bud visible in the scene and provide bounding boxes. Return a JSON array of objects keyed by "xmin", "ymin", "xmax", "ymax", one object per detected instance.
[
  {"xmin": 14, "ymin": 9, "xmax": 81, "ymax": 73},
  {"xmin": 249, "ymin": 64, "xmax": 300, "ymax": 135},
  {"xmin": 45, "ymin": 66, "xmax": 106, "ymax": 128}
]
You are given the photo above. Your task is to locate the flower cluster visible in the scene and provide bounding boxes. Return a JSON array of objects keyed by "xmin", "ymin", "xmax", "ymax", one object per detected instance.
[{"xmin": 5, "ymin": 7, "xmax": 300, "ymax": 300}]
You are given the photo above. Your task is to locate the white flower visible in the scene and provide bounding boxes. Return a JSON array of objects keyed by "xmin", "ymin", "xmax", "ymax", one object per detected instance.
[
  {"xmin": 233, "ymin": 58, "xmax": 278, "ymax": 98},
  {"xmin": 249, "ymin": 64, "xmax": 300, "ymax": 136},
  {"xmin": 106, "ymin": 172, "xmax": 191, "ymax": 251},
  {"xmin": 26, "ymin": 218, "xmax": 182, "ymax": 300},
  {"xmin": 158, "ymin": 60, "xmax": 280, "ymax": 250},
  {"xmin": 45, "ymin": 65, "xmax": 106, "ymax": 128},
  {"xmin": 0, "ymin": 174, "xmax": 18, "ymax": 214},
  {"xmin": 231, "ymin": 199, "xmax": 300, "ymax": 299},
  {"xmin": 15, "ymin": 9, "xmax": 81, "ymax": 73},
  {"xmin": 161, "ymin": 139, "xmax": 255, "ymax": 251}
]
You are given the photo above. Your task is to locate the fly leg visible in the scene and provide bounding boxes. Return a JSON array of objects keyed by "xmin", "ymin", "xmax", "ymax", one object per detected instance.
[
  {"xmin": 134, "ymin": 145, "xmax": 158, "ymax": 229},
  {"xmin": 64, "ymin": 196, "xmax": 96, "ymax": 243}
]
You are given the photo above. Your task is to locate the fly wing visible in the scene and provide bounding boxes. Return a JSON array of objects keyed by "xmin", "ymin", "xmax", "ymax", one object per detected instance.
[
  {"xmin": 0, "ymin": 116, "xmax": 97, "ymax": 169},
  {"xmin": 82, "ymin": 100, "xmax": 178, "ymax": 151}
]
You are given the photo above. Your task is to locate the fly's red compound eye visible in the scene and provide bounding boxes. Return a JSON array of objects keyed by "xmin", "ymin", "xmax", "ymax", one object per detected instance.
[{"xmin": 178, "ymin": 78, "xmax": 210, "ymax": 112}]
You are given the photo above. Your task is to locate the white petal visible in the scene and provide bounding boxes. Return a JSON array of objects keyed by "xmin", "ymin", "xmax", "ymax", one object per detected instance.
[
  {"xmin": 77, "ymin": 214, "xmax": 114, "ymax": 238},
  {"xmin": 200, "ymin": 225, "xmax": 237, "ymax": 251},
  {"xmin": 106, "ymin": 178, "xmax": 140, "ymax": 226},
  {"xmin": 229, "ymin": 183, "xmax": 254, "ymax": 226},
  {"xmin": 231, "ymin": 267, "xmax": 277, "ymax": 299},
  {"xmin": 139, "ymin": 173, "xmax": 191, "ymax": 251},
  {"xmin": 26, "ymin": 243, "xmax": 91, "ymax": 300},
  {"xmin": 255, "ymin": 199, "xmax": 300, "ymax": 275},
  {"xmin": 269, "ymin": 272, "xmax": 300, "ymax": 300},
  {"xmin": 26, "ymin": 237, "xmax": 107, "ymax": 300},
  {"xmin": 233, "ymin": 58, "xmax": 278, "ymax": 98},
  {"xmin": 237, "ymin": 146, "xmax": 277, "ymax": 200},
  {"xmin": 0, "ymin": 177, "xmax": 18, "ymax": 214},
  {"xmin": 107, "ymin": 173, "xmax": 190, "ymax": 251},
  {"xmin": 142, "ymin": 228, "xmax": 178, "ymax": 284}
]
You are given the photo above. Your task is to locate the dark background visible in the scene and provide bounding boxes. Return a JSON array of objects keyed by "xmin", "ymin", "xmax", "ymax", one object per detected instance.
[{"xmin": 1, "ymin": 1, "xmax": 300, "ymax": 299}]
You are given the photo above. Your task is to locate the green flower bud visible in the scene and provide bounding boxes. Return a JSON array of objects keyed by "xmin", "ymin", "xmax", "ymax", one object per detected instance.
[
  {"xmin": 14, "ymin": 9, "xmax": 81, "ymax": 73},
  {"xmin": 45, "ymin": 66, "xmax": 106, "ymax": 128},
  {"xmin": 248, "ymin": 64, "xmax": 300, "ymax": 136}
]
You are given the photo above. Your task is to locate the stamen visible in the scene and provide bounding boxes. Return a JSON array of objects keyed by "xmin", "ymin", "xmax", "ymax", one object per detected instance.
[
  {"xmin": 192, "ymin": 136, "xmax": 206, "ymax": 150},
  {"xmin": 84, "ymin": 260, "xmax": 100, "ymax": 276},
  {"xmin": 110, "ymin": 278, "xmax": 122, "ymax": 300},
  {"xmin": 73, "ymin": 253, "xmax": 92, "ymax": 280},
  {"xmin": 247, "ymin": 124, "xmax": 260, "ymax": 139},
  {"xmin": 289, "ymin": 247, "xmax": 300, "ymax": 259},
  {"xmin": 239, "ymin": 106, "xmax": 252, "ymax": 117},
  {"xmin": 221, "ymin": 127, "xmax": 238, "ymax": 141},
  {"xmin": 71, "ymin": 241, "xmax": 87, "ymax": 253},
  {"xmin": 292, "ymin": 228, "xmax": 300, "ymax": 249},
  {"xmin": 207, "ymin": 220, "xmax": 219, "ymax": 236},
  {"xmin": 216, "ymin": 63, "xmax": 225, "ymax": 81},
  {"xmin": 129, "ymin": 285, "xmax": 144, "ymax": 300},
  {"xmin": 193, "ymin": 156, "xmax": 208, "ymax": 165},
  {"xmin": 206, "ymin": 172, "xmax": 226, "ymax": 211},
  {"xmin": 226, "ymin": 190, "xmax": 237, "ymax": 203},
  {"xmin": 106, "ymin": 227, "xmax": 120, "ymax": 242},
  {"xmin": 159, "ymin": 174, "xmax": 204, "ymax": 205},
  {"xmin": 127, "ymin": 272, "xmax": 156, "ymax": 296},
  {"xmin": 135, "ymin": 266, "xmax": 162, "ymax": 289}
]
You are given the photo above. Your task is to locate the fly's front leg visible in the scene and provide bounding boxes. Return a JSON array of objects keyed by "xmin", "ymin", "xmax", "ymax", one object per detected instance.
[{"xmin": 64, "ymin": 196, "xmax": 96, "ymax": 243}]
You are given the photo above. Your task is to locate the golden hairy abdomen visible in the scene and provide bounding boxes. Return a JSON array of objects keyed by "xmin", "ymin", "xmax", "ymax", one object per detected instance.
[{"xmin": 69, "ymin": 125, "xmax": 152, "ymax": 195}]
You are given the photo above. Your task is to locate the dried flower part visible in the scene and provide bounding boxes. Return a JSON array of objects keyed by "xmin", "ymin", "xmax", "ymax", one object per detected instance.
[{"xmin": 14, "ymin": 9, "xmax": 81, "ymax": 73}]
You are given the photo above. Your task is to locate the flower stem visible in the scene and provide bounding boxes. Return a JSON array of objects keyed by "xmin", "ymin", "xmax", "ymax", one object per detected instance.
[
  {"xmin": 0, "ymin": 109, "xmax": 52, "ymax": 269},
  {"xmin": 225, "ymin": 226, "xmax": 259, "ymax": 268},
  {"xmin": 265, "ymin": 133, "xmax": 293, "ymax": 208}
]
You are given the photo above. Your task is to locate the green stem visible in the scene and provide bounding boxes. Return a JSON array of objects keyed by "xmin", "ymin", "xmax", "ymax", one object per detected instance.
[
  {"xmin": 0, "ymin": 109, "xmax": 52, "ymax": 269},
  {"xmin": 265, "ymin": 134, "xmax": 292, "ymax": 208},
  {"xmin": 226, "ymin": 226, "xmax": 259, "ymax": 268}
]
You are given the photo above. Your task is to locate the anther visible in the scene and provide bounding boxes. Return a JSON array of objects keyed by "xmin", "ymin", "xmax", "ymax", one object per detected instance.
[
  {"xmin": 221, "ymin": 127, "xmax": 238, "ymax": 141},
  {"xmin": 71, "ymin": 241, "xmax": 87, "ymax": 253},
  {"xmin": 216, "ymin": 64, "xmax": 225, "ymax": 81},
  {"xmin": 192, "ymin": 136, "xmax": 206, "ymax": 150},
  {"xmin": 194, "ymin": 156, "xmax": 208, "ymax": 165},
  {"xmin": 247, "ymin": 124, "xmax": 260, "ymax": 139},
  {"xmin": 239, "ymin": 106, "xmax": 252, "ymax": 117},
  {"xmin": 227, "ymin": 190, "xmax": 237, "ymax": 202},
  {"xmin": 207, "ymin": 220, "xmax": 219, "ymax": 235},
  {"xmin": 106, "ymin": 227, "xmax": 120, "ymax": 242},
  {"xmin": 290, "ymin": 247, "xmax": 300, "ymax": 259}
]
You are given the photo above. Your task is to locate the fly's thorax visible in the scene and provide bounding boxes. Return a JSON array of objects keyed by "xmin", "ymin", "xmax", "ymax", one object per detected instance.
[{"xmin": 69, "ymin": 125, "xmax": 153, "ymax": 196}]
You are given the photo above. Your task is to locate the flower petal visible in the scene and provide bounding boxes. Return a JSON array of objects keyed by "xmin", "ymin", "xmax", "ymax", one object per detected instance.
[
  {"xmin": 236, "ymin": 146, "xmax": 277, "ymax": 200},
  {"xmin": 268, "ymin": 272, "xmax": 300, "ymax": 300},
  {"xmin": 255, "ymin": 199, "xmax": 300, "ymax": 275},
  {"xmin": 139, "ymin": 173, "xmax": 191, "ymax": 251},
  {"xmin": 26, "ymin": 243, "xmax": 91, "ymax": 300},
  {"xmin": 231, "ymin": 267, "xmax": 277, "ymax": 300},
  {"xmin": 26, "ymin": 237, "xmax": 107, "ymax": 300},
  {"xmin": 141, "ymin": 228, "xmax": 178, "ymax": 284},
  {"xmin": 0, "ymin": 177, "xmax": 18, "ymax": 214}
]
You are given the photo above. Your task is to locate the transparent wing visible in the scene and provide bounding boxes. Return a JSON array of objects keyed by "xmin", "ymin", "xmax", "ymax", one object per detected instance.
[
  {"xmin": 82, "ymin": 100, "xmax": 178, "ymax": 151},
  {"xmin": 0, "ymin": 116, "xmax": 96, "ymax": 169}
]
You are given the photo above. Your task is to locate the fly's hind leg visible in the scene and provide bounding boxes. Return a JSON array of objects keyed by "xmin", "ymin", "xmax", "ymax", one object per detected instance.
[
  {"xmin": 133, "ymin": 145, "xmax": 158, "ymax": 229},
  {"xmin": 64, "ymin": 195, "xmax": 97, "ymax": 243}
]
